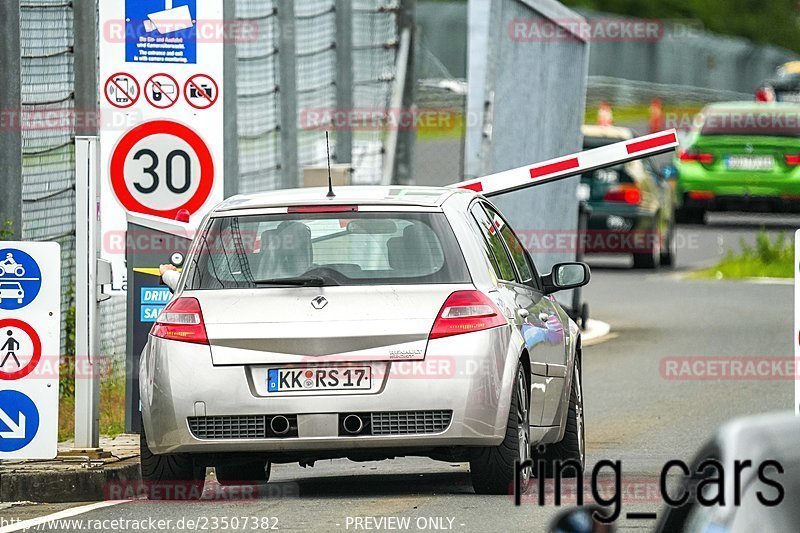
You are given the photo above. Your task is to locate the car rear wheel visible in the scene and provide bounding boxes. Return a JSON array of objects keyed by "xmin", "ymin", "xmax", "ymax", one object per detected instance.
[
  {"xmin": 676, "ymin": 207, "xmax": 705, "ymax": 225},
  {"xmin": 632, "ymin": 239, "xmax": 660, "ymax": 269},
  {"xmin": 469, "ymin": 361, "xmax": 531, "ymax": 495},
  {"xmin": 140, "ymin": 419, "xmax": 205, "ymax": 500},
  {"xmin": 215, "ymin": 460, "xmax": 271, "ymax": 486},
  {"xmin": 660, "ymin": 219, "xmax": 677, "ymax": 268},
  {"xmin": 534, "ymin": 359, "xmax": 585, "ymax": 479}
]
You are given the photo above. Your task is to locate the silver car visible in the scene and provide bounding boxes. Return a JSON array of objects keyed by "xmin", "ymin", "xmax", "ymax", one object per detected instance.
[{"xmin": 140, "ymin": 185, "xmax": 589, "ymax": 498}]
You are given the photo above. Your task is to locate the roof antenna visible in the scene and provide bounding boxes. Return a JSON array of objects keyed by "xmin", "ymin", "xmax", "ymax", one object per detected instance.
[{"xmin": 325, "ymin": 131, "xmax": 335, "ymax": 199}]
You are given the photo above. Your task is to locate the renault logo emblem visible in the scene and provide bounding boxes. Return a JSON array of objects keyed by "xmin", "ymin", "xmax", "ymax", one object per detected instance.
[{"xmin": 311, "ymin": 296, "xmax": 328, "ymax": 309}]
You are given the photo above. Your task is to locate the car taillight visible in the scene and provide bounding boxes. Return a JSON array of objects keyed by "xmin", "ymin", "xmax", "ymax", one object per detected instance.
[
  {"xmin": 688, "ymin": 191, "xmax": 715, "ymax": 200},
  {"xmin": 603, "ymin": 185, "xmax": 641, "ymax": 205},
  {"xmin": 429, "ymin": 290, "xmax": 507, "ymax": 340},
  {"xmin": 151, "ymin": 297, "xmax": 209, "ymax": 345},
  {"xmin": 679, "ymin": 150, "xmax": 715, "ymax": 164},
  {"xmin": 785, "ymin": 155, "xmax": 800, "ymax": 166},
  {"xmin": 755, "ymin": 86, "xmax": 776, "ymax": 103}
]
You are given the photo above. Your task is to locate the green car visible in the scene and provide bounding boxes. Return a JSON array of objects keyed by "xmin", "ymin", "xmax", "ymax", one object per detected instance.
[{"xmin": 675, "ymin": 102, "xmax": 800, "ymax": 223}]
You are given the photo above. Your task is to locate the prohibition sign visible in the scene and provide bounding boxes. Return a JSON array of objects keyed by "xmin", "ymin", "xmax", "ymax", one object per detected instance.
[
  {"xmin": 145, "ymin": 73, "xmax": 180, "ymax": 109},
  {"xmin": 109, "ymin": 120, "xmax": 215, "ymax": 219},
  {"xmin": 0, "ymin": 319, "xmax": 42, "ymax": 381},
  {"xmin": 104, "ymin": 72, "xmax": 140, "ymax": 109},
  {"xmin": 184, "ymin": 74, "xmax": 219, "ymax": 110}
]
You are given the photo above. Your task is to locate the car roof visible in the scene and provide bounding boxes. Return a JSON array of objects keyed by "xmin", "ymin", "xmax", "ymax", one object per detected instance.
[
  {"xmin": 581, "ymin": 125, "xmax": 634, "ymax": 140},
  {"xmin": 702, "ymin": 101, "xmax": 800, "ymax": 113},
  {"xmin": 214, "ymin": 185, "xmax": 471, "ymax": 211}
]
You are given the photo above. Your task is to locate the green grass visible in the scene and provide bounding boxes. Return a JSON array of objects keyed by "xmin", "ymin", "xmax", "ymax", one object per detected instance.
[
  {"xmin": 583, "ymin": 104, "xmax": 703, "ymax": 126},
  {"xmin": 59, "ymin": 371, "xmax": 126, "ymax": 442},
  {"xmin": 690, "ymin": 230, "xmax": 794, "ymax": 280}
]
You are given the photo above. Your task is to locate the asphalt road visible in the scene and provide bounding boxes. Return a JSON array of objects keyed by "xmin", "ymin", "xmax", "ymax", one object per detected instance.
[{"xmin": 0, "ymin": 214, "xmax": 795, "ymax": 533}]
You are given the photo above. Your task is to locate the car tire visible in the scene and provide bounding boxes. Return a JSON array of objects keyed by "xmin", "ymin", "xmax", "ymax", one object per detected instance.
[
  {"xmin": 469, "ymin": 361, "xmax": 531, "ymax": 495},
  {"xmin": 676, "ymin": 207, "xmax": 705, "ymax": 225},
  {"xmin": 660, "ymin": 221, "xmax": 677, "ymax": 268},
  {"xmin": 533, "ymin": 359, "xmax": 585, "ymax": 479},
  {"xmin": 632, "ymin": 241, "xmax": 660, "ymax": 269},
  {"xmin": 140, "ymin": 419, "xmax": 205, "ymax": 500},
  {"xmin": 215, "ymin": 460, "xmax": 271, "ymax": 486}
]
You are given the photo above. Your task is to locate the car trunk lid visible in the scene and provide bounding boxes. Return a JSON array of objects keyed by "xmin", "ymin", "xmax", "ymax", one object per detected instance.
[{"xmin": 190, "ymin": 284, "xmax": 469, "ymax": 365}]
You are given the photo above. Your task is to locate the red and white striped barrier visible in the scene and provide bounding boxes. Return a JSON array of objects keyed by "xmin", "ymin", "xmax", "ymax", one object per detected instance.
[{"xmin": 453, "ymin": 129, "xmax": 679, "ymax": 197}]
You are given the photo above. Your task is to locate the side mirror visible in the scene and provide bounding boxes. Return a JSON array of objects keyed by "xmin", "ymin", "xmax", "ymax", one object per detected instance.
[
  {"xmin": 547, "ymin": 507, "xmax": 616, "ymax": 533},
  {"xmin": 542, "ymin": 262, "xmax": 591, "ymax": 295}
]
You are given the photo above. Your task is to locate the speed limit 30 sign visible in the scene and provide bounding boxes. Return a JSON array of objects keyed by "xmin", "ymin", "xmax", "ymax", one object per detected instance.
[{"xmin": 109, "ymin": 120, "xmax": 214, "ymax": 219}]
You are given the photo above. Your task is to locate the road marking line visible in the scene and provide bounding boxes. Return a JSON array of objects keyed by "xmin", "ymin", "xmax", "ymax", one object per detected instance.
[{"xmin": 0, "ymin": 500, "xmax": 128, "ymax": 533}]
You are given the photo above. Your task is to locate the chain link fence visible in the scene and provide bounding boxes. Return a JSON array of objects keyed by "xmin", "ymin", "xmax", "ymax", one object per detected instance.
[
  {"xmin": 19, "ymin": 0, "xmax": 76, "ymax": 355},
  {"xmin": 350, "ymin": 1, "xmax": 397, "ymax": 183},
  {"xmin": 236, "ymin": 1, "xmax": 281, "ymax": 193},
  {"xmin": 235, "ymin": 0, "xmax": 400, "ymax": 191}
]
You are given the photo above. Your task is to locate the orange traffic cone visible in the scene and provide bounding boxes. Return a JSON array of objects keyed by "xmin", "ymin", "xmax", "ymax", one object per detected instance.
[
  {"xmin": 598, "ymin": 101, "xmax": 613, "ymax": 126},
  {"xmin": 649, "ymin": 98, "xmax": 664, "ymax": 133}
]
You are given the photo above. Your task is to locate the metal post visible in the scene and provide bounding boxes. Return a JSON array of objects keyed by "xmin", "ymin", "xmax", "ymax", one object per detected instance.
[
  {"xmin": 223, "ymin": 0, "xmax": 239, "ymax": 197},
  {"xmin": 277, "ymin": 1, "xmax": 299, "ymax": 188},
  {"xmin": 381, "ymin": 27, "xmax": 411, "ymax": 186},
  {"xmin": 334, "ymin": 0, "xmax": 353, "ymax": 164},
  {"xmin": 393, "ymin": 0, "xmax": 417, "ymax": 185},
  {"xmin": 74, "ymin": 137, "xmax": 101, "ymax": 451},
  {"xmin": 0, "ymin": 0, "xmax": 22, "ymax": 239},
  {"xmin": 73, "ymin": 0, "xmax": 97, "ymax": 137}
]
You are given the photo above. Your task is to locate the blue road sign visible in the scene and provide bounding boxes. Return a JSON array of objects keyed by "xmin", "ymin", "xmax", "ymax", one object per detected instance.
[
  {"xmin": 0, "ymin": 390, "xmax": 39, "ymax": 452},
  {"xmin": 126, "ymin": 0, "xmax": 198, "ymax": 64},
  {"xmin": 0, "ymin": 248, "xmax": 42, "ymax": 311},
  {"xmin": 140, "ymin": 286, "xmax": 172, "ymax": 322}
]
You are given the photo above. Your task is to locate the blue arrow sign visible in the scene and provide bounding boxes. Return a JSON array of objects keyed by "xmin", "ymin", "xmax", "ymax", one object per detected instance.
[
  {"xmin": 0, "ymin": 248, "xmax": 42, "ymax": 310},
  {"xmin": 0, "ymin": 390, "xmax": 39, "ymax": 452}
]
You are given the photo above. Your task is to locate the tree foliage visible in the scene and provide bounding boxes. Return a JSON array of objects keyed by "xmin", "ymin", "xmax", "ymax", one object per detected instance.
[{"xmin": 561, "ymin": 0, "xmax": 800, "ymax": 53}]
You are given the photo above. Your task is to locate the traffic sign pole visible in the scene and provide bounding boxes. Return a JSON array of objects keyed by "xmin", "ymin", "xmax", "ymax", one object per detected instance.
[{"xmin": 74, "ymin": 136, "xmax": 106, "ymax": 451}]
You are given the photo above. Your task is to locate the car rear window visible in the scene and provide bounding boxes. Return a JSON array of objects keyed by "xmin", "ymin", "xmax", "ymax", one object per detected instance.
[
  {"xmin": 184, "ymin": 211, "xmax": 471, "ymax": 289},
  {"xmin": 699, "ymin": 111, "xmax": 800, "ymax": 138}
]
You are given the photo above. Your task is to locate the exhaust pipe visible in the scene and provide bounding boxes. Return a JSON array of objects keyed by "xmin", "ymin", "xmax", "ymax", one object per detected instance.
[
  {"xmin": 270, "ymin": 415, "xmax": 291, "ymax": 436},
  {"xmin": 342, "ymin": 414, "xmax": 364, "ymax": 435}
]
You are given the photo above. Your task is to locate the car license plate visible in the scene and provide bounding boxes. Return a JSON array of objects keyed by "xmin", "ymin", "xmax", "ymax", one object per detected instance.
[
  {"xmin": 267, "ymin": 366, "xmax": 371, "ymax": 393},
  {"xmin": 724, "ymin": 155, "xmax": 774, "ymax": 171}
]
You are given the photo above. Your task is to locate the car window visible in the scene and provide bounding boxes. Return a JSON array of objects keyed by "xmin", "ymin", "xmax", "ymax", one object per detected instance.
[
  {"xmin": 465, "ymin": 208, "xmax": 503, "ymax": 280},
  {"xmin": 470, "ymin": 203, "xmax": 516, "ymax": 282},
  {"xmin": 184, "ymin": 211, "xmax": 471, "ymax": 289},
  {"xmin": 482, "ymin": 204, "xmax": 535, "ymax": 284}
]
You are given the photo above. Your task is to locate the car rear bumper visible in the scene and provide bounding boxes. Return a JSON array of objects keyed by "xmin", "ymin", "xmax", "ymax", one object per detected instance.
[
  {"xmin": 140, "ymin": 328, "xmax": 521, "ymax": 455},
  {"xmin": 677, "ymin": 164, "xmax": 800, "ymax": 212},
  {"xmin": 584, "ymin": 205, "xmax": 659, "ymax": 255},
  {"xmin": 680, "ymin": 192, "xmax": 800, "ymax": 213}
]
